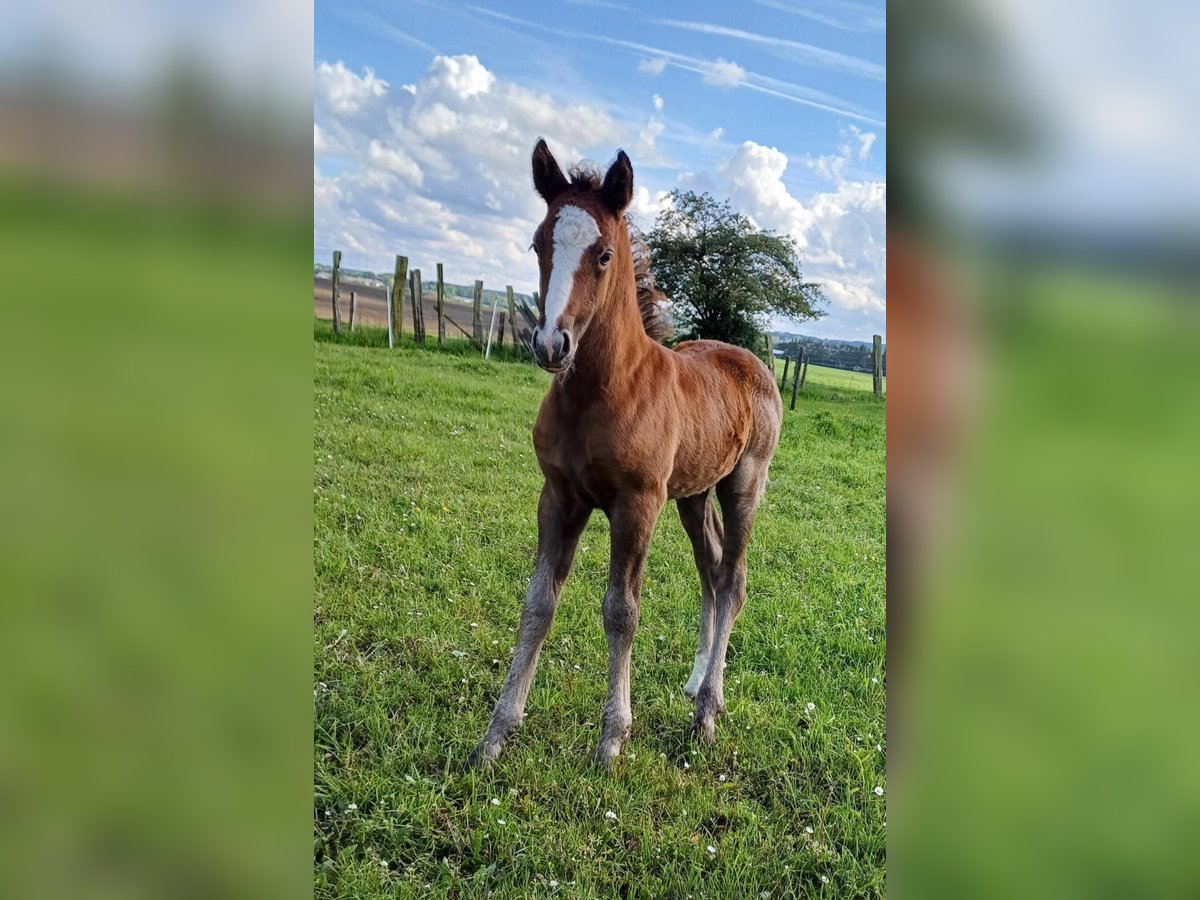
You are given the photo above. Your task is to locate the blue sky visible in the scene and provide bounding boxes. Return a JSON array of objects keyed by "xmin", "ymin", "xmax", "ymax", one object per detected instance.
[{"xmin": 315, "ymin": 0, "xmax": 886, "ymax": 340}]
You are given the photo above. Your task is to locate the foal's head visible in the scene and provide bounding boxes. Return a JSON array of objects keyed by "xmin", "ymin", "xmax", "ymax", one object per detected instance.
[{"xmin": 528, "ymin": 139, "xmax": 634, "ymax": 373}]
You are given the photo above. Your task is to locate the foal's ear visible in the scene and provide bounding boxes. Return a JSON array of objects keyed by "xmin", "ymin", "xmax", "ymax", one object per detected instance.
[
  {"xmin": 532, "ymin": 138, "xmax": 569, "ymax": 204},
  {"xmin": 601, "ymin": 150, "xmax": 634, "ymax": 214}
]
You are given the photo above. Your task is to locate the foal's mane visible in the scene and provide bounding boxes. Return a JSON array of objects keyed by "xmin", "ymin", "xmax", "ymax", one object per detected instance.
[{"xmin": 568, "ymin": 163, "xmax": 673, "ymax": 344}]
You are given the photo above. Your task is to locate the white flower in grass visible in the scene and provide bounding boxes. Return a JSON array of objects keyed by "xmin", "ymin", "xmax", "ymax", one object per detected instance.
[
  {"xmin": 549, "ymin": 881, "xmax": 558, "ymax": 888},
  {"xmin": 874, "ymin": 785, "xmax": 884, "ymax": 796},
  {"xmin": 821, "ymin": 875, "xmax": 829, "ymax": 883},
  {"xmin": 806, "ymin": 702, "xmax": 816, "ymax": 712},
  {"xmin": 497, "ymin": 819, "xmax": 506, "ymax": 825},
  {"xmin": 706, "ymin": 845, "xmax": 717, "ymax": 855},
  {"xmin": 346, "ymin": 802, "xmax": 358, "ymax": 811},
  {"xmin": 718, "ymin": 773, "xmax": 726, "ymax": 782},
  {"xmin": 805, "ymin": 826, "xmax": 814, "ymax": 834},
  {"xmin": 605, "ymin": 810, "xmax": 618, "ymax": 821},
  {"xmin": 490, "ymin": 798, "xmax": 500, "ymax": 806}
]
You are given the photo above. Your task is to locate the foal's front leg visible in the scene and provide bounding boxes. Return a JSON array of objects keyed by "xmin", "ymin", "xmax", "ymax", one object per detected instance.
[
  {"xmin": 468, "ymin": 486, "xmax": 588, "ymax": 769},
  {"xmin": 595, "ymin": 490, "xmax": 664, "ymax": 769}
]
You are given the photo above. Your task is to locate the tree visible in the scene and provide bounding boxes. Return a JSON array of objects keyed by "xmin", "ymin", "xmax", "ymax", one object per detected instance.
[{"xmin": 646, "ymin": 190, "xmax": 825, "ymax": 349}]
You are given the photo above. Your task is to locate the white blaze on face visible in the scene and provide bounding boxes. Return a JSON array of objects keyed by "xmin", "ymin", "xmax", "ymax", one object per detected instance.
[{"xmin": 542, "ymin": 205, "xmax": 600, "ymax": 351}]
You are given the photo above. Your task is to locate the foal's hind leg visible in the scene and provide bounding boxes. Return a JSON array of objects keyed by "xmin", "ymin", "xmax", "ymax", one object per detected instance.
[
  {"xmin": 693, "ymin": 455, "xmax": 770, "ymax": 744},
  {"xmin": 468, "ymin": 483, "xmax": 589, "ymax": 769},
  {"xmin": 677, "ymin": 492, "xmax": 723, "ymax": 699}
]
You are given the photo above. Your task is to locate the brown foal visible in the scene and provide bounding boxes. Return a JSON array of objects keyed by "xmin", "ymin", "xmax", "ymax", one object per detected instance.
[{"xmin": 469, "ymin": 140, "xmax": 782, "ymax": 769}]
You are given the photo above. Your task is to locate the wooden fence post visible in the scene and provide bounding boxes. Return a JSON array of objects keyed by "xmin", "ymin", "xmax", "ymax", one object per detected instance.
[
  {"xmin": 800, "ymin": 347, "xmax": 809, "ymax": 389},
  {"xmin": 780, "ymin": 355, "xmax": 790, "ymax": 392},
  {"xmin": 506, "ymin": 286, "xmax": 520, "ymax": 353},
  {"xmin": 472, "ymin": 280, "xmax": 484, "ymax": 346},
  {"xmin": 348, "ymin": 290, "xmax": 356, "ymax": 330},
  {"xmin": 436, "ymin": 263, "xmax": 446, "ymax": 347},
  {"xmin": 872, "ymin": 334, "xmax": 883, "ymax": 396},
  {"xmin": 763, "ymin": 333, "xmax": 774, "ymax": 369},
  {"xmin": 497, "ymin": 312, "xmax": 506, "ymax": 350},
  {"xmin": 331, "ymin": 250, "xmax": 342, "ymax": 335},
  {"xmin": 391, "ymin": 255, "xmax": 407, "ymax": 345},
  {"xmin": 790, "ymin": 347, "xmax": 802, "ymax": 411},
  {"xmin": 411, "ymin": 269, "xmax": 425, "ymax": 343}
]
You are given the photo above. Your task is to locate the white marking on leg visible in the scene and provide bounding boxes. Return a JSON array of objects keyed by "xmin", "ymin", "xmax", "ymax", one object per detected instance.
[
  {"xmin": 685, "ymin": 652, "xmax": 709, "ymax": 696},
  {"xmin": 543, "ymin": 205, "xmax": 599, "ymax": 349}
]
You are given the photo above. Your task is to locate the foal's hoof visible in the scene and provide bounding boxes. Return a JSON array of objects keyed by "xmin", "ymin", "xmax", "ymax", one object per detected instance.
[
  {"xmin": 467, "ymin": 741, "xmax": 500, "ymax": 770},
  {"xmin": 592, "ymin": 738, "xmax": 624, "ymax": 771},
  {"xmin": 691, "ymin": 715, "xmax": 717, "ymax": 745}
]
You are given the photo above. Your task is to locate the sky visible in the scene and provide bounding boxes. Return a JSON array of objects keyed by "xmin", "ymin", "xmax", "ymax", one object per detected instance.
[{"xmin": 314, "ymin": 0, "xmax": 886, "ymax": 341}]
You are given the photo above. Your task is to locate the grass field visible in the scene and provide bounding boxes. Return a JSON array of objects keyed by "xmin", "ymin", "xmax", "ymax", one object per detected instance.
[{"xmin": 314, "ymin": 322, "xmax": 886, "ymax": 898}]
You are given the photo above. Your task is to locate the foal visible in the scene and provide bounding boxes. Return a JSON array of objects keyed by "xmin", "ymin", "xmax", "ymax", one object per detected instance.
[{"xmin": 469, "ymin": 140, "xmax": 782, "ymax": 769}]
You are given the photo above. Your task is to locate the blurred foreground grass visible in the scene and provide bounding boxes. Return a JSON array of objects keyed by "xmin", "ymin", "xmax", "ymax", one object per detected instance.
[
  {"xmin": 0, "ymin": 179, "xmax": 312, "ymax": 898},
  {"xmin": 897, "ymin": 263, "xmax": 1200, "ymax": 898}
]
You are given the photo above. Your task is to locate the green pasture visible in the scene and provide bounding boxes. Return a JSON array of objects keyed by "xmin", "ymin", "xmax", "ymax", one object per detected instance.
[{"xmin": 314, "ymin": 321, "xmax": 886, "ymax": 897}]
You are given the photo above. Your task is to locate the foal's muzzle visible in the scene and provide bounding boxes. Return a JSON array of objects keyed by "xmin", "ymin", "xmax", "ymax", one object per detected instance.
[{"xmin": 532, "ymin": 326, "xmax": 574, "ymax": 373}]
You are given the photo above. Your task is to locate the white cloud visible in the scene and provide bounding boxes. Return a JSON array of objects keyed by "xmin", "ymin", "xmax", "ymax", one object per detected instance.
[
  {"xmin": 367, "ymin": 140, "xmax": 423, "ymax": 185},
  {"xmin": 704, "ymin": 58, "xmax": 746, "ymax": 87},
  {"xmin": 653, "ymin": 93, "xmax": 664, "ymax": 111},
  {"xmin": 629, "ymin": 185, "xmax": 672, "ymax": 226},
  {"xmin": 636, "ymin": 117, "xmax": 666, "ymax": 157},
  {"xmin": 717, "ymin": 141, "xmax": 886, "ymax": 338},
  {"xmin": 420, "ymin": 54, "xmax": 495, "ymax": 100},
  {"xmin": 314, "ymin": 55, "xmax": 627, "ymax": 292},
  {"xmin": 805, "ymin": 125, "xmax": 878, "ymax": 184},
  {"xmin": 709, "ymin": 127, "xmax": 725, "ymax": 141},
  {"xmin": 638, "ymin": 56, "xmax": 668, "ymax": 75},
  {"xmin": 852, "ymin": 125, "xmax": 876, "ymax": 161},
  {"xmin": 315, "ymin": 61, "xmax": 388, "ymax": 116}
]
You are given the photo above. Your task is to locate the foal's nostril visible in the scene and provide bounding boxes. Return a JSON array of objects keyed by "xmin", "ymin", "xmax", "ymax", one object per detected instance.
[{"xmin": 560, "ymin": 331, "xmax": 571, "ymax": 355}]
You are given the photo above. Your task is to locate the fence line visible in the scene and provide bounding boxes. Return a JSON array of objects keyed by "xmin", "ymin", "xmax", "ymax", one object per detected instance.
[{"xmin": 317, "ymin": 251, "xmax": 886, "ymax": 398}]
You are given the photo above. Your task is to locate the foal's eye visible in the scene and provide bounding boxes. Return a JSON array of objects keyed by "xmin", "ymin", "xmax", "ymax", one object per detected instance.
[{"xmin": 598, "ymin": 249, "xmax": 613, "ymax": 267}]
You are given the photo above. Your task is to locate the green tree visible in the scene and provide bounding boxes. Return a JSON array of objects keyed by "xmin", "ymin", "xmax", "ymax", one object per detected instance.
[{"xmin": 646, "ymin": 190, "xmax": 825, "ymax": 348}]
